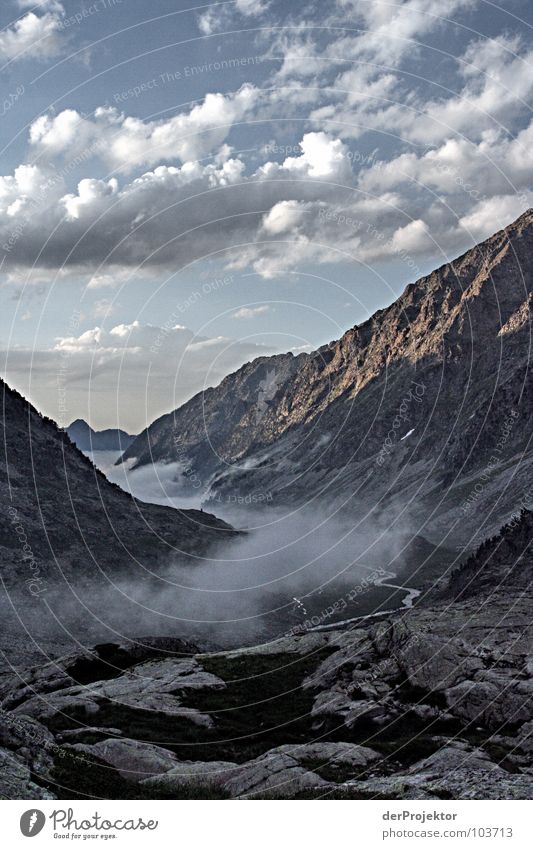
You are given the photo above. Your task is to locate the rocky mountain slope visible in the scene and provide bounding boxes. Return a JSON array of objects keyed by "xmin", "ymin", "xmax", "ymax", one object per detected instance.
[
  {"xmin": 119, "ymin": 210, "xmax": 533, "ymax": 544},
  {"xmin": 0, "ymin": 379, "xmax": 234, "ymax": 667},
  {"xmin": 0, "ymin": 510, "xmax": 530, "ymax": 800},
  {"xmin": 66, "ymin": 419, "xmax": 135, "ymax": 452},
  {"xmin": 0, "ymin": 380, "xmax": 233, "ymax": 583}
]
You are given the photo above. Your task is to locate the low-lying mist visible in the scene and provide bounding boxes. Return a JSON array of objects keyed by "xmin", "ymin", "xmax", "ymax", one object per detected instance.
[
  {"xmin": 6, "ymin": 512, "xmax": 417, "ymax": 663},
  {"xmin": 1, "ymin": 453, "xmax": 422, "ymax": 666}
]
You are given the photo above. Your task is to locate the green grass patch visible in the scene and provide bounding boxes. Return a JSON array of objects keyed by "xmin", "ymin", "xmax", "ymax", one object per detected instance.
[{"xmin": 179, "ymin": 649, "xmax": 334, "ymax": 762}]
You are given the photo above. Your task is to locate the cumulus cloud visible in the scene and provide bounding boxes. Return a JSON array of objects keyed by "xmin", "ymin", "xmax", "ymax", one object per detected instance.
[
  {"xmin": 336, "ymin": 0, "xmax": 476, "ymax": 64},
  {"xmin": 391, "ymin": 219, "xmax": 431, "ymax": 254},
  {"xmin": 0, "ymin": 2, "xmax": 66, "ymax": 62},
  {"xmin": 265, "ymin": 3, "xmax": 532, "ymax": 154},
  {"xmin": 1, "ymin": 109, "xmax": 531, "ymax": 285},
  {"xmin": 86, "ymin": 270, "xmax": 130, "ymax": 290},
  {"xmin": 29, "ymin": 88, "xmax": 258, "ymax": 173},
  {"xmin": 198, "ymin": 0, "xmax": 268, "ymax": 35},
  {"xmin": 407, "ymin": 36, "xmax": 533, "ymax": 144},
  {"xmin": 261, "ymin": 200, "xmax": 307, "ymax": 234},
  {"xmin": 0, "ymin": 132, "xmax": 363, "ymax": 278},
  {"xmin": 259, "ymin": 132, "xmax": 353, "ymax": 182},
  {"xmin": 17, "ymin": 1, "xmax": 64, "ymax": 8},
  {"xmin": 2, "ymin": 0, "xmax": 532, "ymax": 289},
  {"xmin": 2, "ymin": 320, "xmax": 275, "ymax": 431},
  {"xmin": 358, "ymin": 121, "xmax": 533, "ymax": 212},
  {"xmin": 459, "ymin": 193, "xmax": 533, "ymax": 242}
]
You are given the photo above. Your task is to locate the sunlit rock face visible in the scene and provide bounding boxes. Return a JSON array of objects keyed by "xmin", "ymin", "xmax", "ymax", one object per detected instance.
[{"xmin": 120, "ymin": 211, "xmax": 533, "ymax": 543}]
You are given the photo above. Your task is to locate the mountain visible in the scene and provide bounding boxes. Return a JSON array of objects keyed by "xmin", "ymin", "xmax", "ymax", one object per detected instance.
[
  {"xmin": 445, "ymin": 507, "xmax": 533, "ymax": 600},
  {"xmin": 119, "ymin": 210, "xmax": 533, "ymax": 543},
  {"xmin": 1, "ymin": 509, "xmax": 530, "ymax": 800},
  {"xmin": 0, "ymin": 378, "xmax": 234, "ymax": 667},
  {"xmin": 66, "ymin": 419, "xmax": 135, "ymax": 452},
  {"xmin": 0, "ymin": 380, "xmax": 233, "ymax": 585}
]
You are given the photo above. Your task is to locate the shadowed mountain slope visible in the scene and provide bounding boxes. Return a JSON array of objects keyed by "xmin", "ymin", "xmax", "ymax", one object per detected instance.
[{"xmin": 0, "ymin": 380, "xmax": 234, "ymax": 592}]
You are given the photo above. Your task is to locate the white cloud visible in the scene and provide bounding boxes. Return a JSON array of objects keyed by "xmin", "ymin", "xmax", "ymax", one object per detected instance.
[
  {"xmin": 29, "ymin": 87, "xmax": 258, "ymax": 173},
  {"xmin": 459, "ymin": 193, "xmax": 533, "ymax": 242},
  {"xmin": 236, "ymin": 0, "xmax": 269, "ymax": 15},
  {"xmin": 359, "ymin": 120, "xmax": 533, "ymax": 205},
  {"xmin": 63, "ymin": 177, "xmax": 119, "ymax": 220},
  {"xmin": 2, "ymin": 40, "xmax": 532, "ymax": 294},
  {"xmin": 1, "ymin": 131, "xmax": 527, "ymax": 285},
  {"xmin": 86, "ymin": 271, "xmax": 129, "ymax": 290},
  {"xmin": 17, "ymin": 1, "xmax": 63, "ymax": 9},
  {"xmin": 337, "ymin": 0, "xmax": 476, "ymax": 63},
  {"xmin": 283, "ymin": 132, "xmax": 352, "ymax": 181},
  {"xmin": 265, "ymin": 5, "xmax": 532, "ymax": 155},
  {"xmin": 391, "ymin": 219, "xmax": 431, "ymax": 253},
  {"xmin": 198, "ymin": 0, "xmax": 268, "ymax": 35},
  {"xmin": 232, "ymin": 304, "xmax": 271, "ymax": 319},
  {"xmin": 262, "ymin": 200, "xmax": 306, "ymax": 234},
  {"xmin": 0, "ymin": 135, "xmax": 359, "ymax": 277},
  {"xmin": 92, "ymin": 298, "xmax": 118, "ymax": 319},
  {"xmin": 408, "ymin": 36, "xmax": 533, "ymax": 144},
  {"xmin": 258, "ymin": 132, "xmax": 352, "ymax": 182},
  {"xmin": 0, "ymin": 3, "xmax": 65, "ymax": 63},
  {"xmin": 3, "ymin": 320, "xmax": 275, "ymax": 431}
]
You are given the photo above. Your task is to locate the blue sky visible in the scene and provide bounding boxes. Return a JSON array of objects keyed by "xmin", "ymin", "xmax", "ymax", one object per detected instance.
[{"xmin": 0, "ymin": 0, "xmax": 532, "ymax": 430}]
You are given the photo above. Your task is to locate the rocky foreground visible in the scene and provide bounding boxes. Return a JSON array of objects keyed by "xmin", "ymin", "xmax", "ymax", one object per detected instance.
[{"xmin": 0, "ymin": 512, "xmax": 530, "ymax": 800}]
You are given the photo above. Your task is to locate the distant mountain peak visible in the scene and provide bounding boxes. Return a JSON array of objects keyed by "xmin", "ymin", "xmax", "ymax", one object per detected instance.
[{"xmin": 67, "ymin": 419, "xmax": 136, "ymax": 452}]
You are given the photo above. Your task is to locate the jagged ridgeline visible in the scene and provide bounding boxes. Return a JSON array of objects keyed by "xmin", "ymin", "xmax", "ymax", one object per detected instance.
[{"xmin": 119, "ymin": 210, "xmax": 532, "ymax": 541}]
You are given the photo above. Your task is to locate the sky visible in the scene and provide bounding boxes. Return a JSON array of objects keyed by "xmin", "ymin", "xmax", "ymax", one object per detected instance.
[{"xmin": 0, "ymin": 0, "xmax": 532, "ymax": 431}]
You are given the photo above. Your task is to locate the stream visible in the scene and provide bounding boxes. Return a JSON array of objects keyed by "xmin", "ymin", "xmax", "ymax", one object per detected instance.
[{"xmin": 308, "ymin": 569, "xmax": 422, "ymax": 633}]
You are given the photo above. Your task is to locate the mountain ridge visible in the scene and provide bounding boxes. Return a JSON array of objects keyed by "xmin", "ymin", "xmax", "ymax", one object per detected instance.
[
  {"xmin": 66, "ymin": 419, "xmax": 136, "ymax": 453},
  {"xmin": 118, "ymin": 210, "xmax": 533, "ymax": 543},
  {"xmin": 0, "ymin": 380, "xmax": 234, "ymax": 592}
]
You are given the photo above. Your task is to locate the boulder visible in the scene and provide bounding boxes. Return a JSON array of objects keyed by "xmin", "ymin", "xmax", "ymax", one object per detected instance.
[
  {"xmin": 0, "ymin": 747, "xmax": 55, "ymax": 800},
  {"xmin": 67, "ymin": 737, "xmax": 179, "ymax": 781}
]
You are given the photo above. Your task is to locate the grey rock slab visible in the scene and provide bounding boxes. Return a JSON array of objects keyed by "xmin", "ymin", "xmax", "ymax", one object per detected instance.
[
  {"xmin": 396, "ymin": 634, "xmax": 484, "ymax": 692},
  {"xmin": 445, "ymin": 680, "xmax": 532, "ymax": 729},
  {"xmin": 222, "ymin": 750, "xmax": 328, "ymax": 798},
  {"xmin": 12, "ymin": 658, "xmax": 224, "ymax": 728},
  {"xmin": 347, "ymin": 743, "xmax": 533, "ymax": 800},
  {"xmin": 142, "ymin": 760, "xmax": 239, "ymax": 792},
  {"xmin": 161, "ymin": 742, "xmax": 382, "ymax": 798},
  {"xmin": 275, "ymin": 741, "xmax": 380, "ymax": 769},
  {"xmin": 68, "ymin": 737, "xmax": 180, "ymax": 781}
]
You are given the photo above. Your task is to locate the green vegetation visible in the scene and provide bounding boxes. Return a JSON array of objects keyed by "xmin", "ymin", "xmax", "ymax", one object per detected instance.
[{"xmin": 183, "ymin": 649, "xmax": 334, "ymax": 762}]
